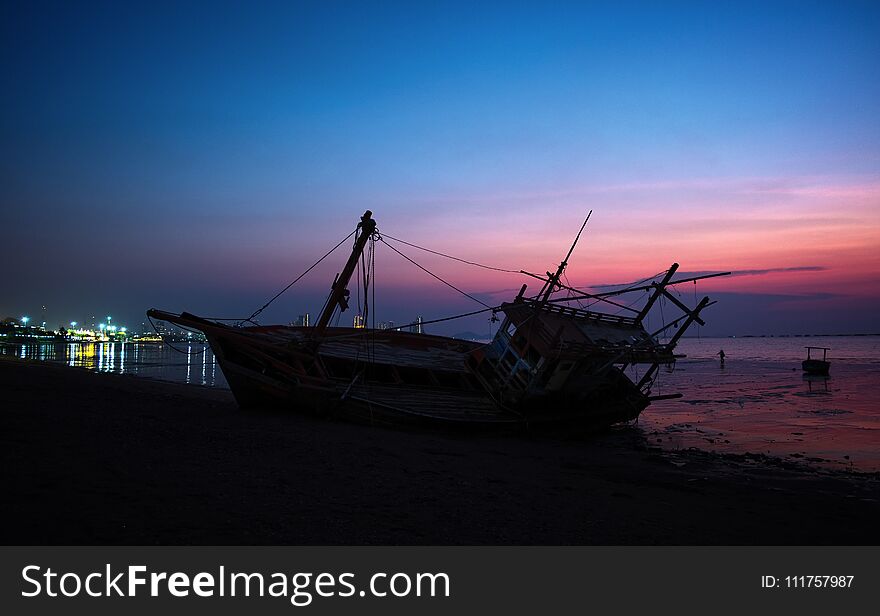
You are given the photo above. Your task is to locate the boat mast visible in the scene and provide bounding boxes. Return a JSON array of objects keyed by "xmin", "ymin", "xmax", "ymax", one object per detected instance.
[
  {"xmin": 314, "ymin": 210, "xmax": 376, "ymax": 337},
  {"xmin": 538, "ymin": 210, "xmax": 591, "ymax": 305}
]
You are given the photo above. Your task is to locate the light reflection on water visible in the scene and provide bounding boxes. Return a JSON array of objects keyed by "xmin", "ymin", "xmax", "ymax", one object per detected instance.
[{"xmin": 1, "ymin": 341, "xmax": 228, "ymax": 389}]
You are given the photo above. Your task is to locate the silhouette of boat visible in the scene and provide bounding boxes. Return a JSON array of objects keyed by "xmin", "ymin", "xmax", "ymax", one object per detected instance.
[
  {"xmin": 802, "ymin": 346, "xmax": 831, "ymax": 376},
  {"xmin": 148, "ymin": 210, "xmax": 728, "ymax": 430}
]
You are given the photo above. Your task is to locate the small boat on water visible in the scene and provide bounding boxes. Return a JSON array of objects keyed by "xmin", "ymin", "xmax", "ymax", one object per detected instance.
[
  {"xmin": 802, "ymin": 346, "xmax": 831, "ymax": 376},
  {"xmin": 148, "ymin": 210, "xmax": 729, "ymax": 431}
]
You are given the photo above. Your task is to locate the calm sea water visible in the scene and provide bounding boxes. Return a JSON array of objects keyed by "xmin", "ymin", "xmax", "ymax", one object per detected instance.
[
  {"xmin": 642, "ymin": 336, "xmax": 880, "ymax": 472},
  {"xmin": 3, "ymin": 336, "xmax": 878, "ymax": 471},
  {"xmin": 0, "ymin": 341, "xmax": 228, "ymax": 388},
  {"xmin": 674, "ymin": 335, "xmax": 880, "ymax": 363}
]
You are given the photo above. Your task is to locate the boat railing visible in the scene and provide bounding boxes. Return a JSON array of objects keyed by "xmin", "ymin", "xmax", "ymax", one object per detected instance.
[
  {"xmin": 527, "ymin": 319, "xmax": 673, "ymax": 362},
  {"xmin": 523, "ymin": 313, "xmax": 664, "ymax": 358},
  {"xmin": 519, "ymin": 299, "xmax": 639, "ymax": 327}
]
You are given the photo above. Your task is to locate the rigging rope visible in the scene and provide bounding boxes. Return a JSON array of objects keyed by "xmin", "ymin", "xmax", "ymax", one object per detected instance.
[
  {"xmin": 381, "ymin": 232, "xmax": 520, "ymax": 273},
  {"xmin": 562, "ymin": 272, "xmax": 589, "ymax": 309},
  {"xmin": 659, "ymin": 294, "xmax": 667, "ymax": 342},
  {"xmin": 356, "ymin": 242, "xmax": 363, "ymax": 316},
  {"xmin": 147, "ymin": 314, "xmax": 209, "ymax": 356},
  {"xmin": 561, "ymin": 270, "xmax": 647, "ymax": 315},
  {"xmin": 378, "ymin": 237, "xmax": 493, "ymax": 308},
  {"xmin": 561, "ymin": 268, "xmax": 669, "ymax": 310},
  {"xmin": 320, "ymin": 306, "xmax": 500, "ymax": 342},
  {"xmin": 370, "ymin": 236, "xmax": 377, "ymax": 366},
  {"xmin": 245, "ymin": 229, "xmax": 357, "ymax": 323}
]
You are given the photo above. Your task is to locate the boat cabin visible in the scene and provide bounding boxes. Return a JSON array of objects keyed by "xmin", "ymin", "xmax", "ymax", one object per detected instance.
[{"xmin": 467, "ymin": 295, "xmax": 674, "ymax": 411}]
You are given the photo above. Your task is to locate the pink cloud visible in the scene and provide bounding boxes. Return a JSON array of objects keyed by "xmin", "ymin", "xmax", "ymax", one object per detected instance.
[{"xmin": 371, "ymin": 174, "xmax": 880, "ymax": 305}]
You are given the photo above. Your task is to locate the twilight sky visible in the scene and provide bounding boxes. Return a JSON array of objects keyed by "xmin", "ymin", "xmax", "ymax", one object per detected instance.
[{"xmin": 3, "ymin": 1, "xmax": 879, "ymax": 336}]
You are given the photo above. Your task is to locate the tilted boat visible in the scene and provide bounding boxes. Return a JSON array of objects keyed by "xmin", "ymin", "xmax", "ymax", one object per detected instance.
[{"xmin": 148, "ymin": 210, "xmax": 728, "ymax": 430}]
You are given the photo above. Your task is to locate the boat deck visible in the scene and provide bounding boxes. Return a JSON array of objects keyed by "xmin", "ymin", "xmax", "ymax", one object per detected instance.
[{"xmin": 248, "ymin": 326, "xmax": 481, "ymax": 373}]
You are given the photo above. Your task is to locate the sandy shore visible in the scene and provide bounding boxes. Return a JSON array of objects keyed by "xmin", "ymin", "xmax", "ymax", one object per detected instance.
[{"xmin": 2, "ymin": 357, "xmax": 878, "ymax": 545}]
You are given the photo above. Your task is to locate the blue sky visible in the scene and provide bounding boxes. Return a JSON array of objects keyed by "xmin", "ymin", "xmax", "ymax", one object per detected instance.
[{"xmin": 3, "ymin": 1, "xmax": 879, "ymax": 335}]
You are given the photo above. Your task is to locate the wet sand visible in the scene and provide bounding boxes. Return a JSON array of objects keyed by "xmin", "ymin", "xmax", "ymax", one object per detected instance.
[
  {"xmin": 641, "ymin": 358, "xmax": 880, "ymax": 471},
  {"xmin": 2, "ymin": 357, "xmax": 878, "ymax": 545}
]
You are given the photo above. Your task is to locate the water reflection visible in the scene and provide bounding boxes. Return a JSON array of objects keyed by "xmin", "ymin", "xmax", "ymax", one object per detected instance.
[
  {"xmin": 803, "ymin": 374, "xmax": 830, "ymax": 394},
  {"xmin": 0, "ymin": 341, "xmax": 227, "ymax": 389},
  {"xmin": 640, "ymin": 355, "xmax": 880, "ymax": 472}
]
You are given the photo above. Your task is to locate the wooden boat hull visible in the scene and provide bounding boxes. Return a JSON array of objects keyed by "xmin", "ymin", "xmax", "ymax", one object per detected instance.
[
  {"xmin": 210, "ymin": 332, "xmax": 648, "ymax": 430},
  {"xmin": 146, "ymin": 212, "xmax": 725, "ymax": 433},
  {"xmin": 147, "ymin": 309, "xmax": 650, "ymax": 431}
]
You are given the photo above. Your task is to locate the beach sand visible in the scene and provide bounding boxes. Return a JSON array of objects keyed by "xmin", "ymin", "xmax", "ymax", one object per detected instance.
[{"xmin": 2, "ymin": 357, "xmax": 878, "ymax": 545}]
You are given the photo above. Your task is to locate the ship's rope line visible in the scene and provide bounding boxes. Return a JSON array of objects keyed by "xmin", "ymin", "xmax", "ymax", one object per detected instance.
[
  {"xmin": 381, "ymin": 233, "xmax": 520, "ymax": 273},
  {"xmin": 356, "ymin": 242, "xmax": 363, "ymax": 316},
  {"xmin": 320, "ymin": 306, "xmax": 500, "ymax": 342},
  {"xmin": 561, "ymin": 267, "xmax": 671, "ymax": 311},
  {"xmin": 369, "ymin": 236, "xmax": 377, "ymax": 372},
  {"xmin": 586, "ymin": 268, "xmax": 670, "ymax": 293},
  {"xmin": 355, "ymin": 236, "xmax": 377, "ymax": 368},
  {"xmin": 562, "ymin": 272, "xmax": 589, "ymax": 309},
  {"xmin": 246, "ymin": 229, "xmax": 357, "ymax": 323},
  {"xmin": 581, "ymin": 269, "xmax": 669, "ymax": 297},
  {"xmin": 315, "ymin": 288, "xmax": 333, "ymax": 329},
  {"xmin": 659, "ymin": 294, "xmax": 667, "ymax": 342},
  {"xmin": 351, "ymin": 248, "xmax": 366, "ymax": 380},
  {"xmin": 371, "ymin": 235, "xmax": 376, "ymax": 332},
  {"xmin": 178, "ymin": 315, "xmax": 259, "ymax": 323},
  {"xmin": 147, "ymin": 314, "xmax": 209, "ymax": 356},
  {"xmin": 561, "ymin": 271, "xmax": 646, "ymax": 315},
  {"xmin": 349, "ymin": 237, "xmax": 378, "ymax": 395},
  {"xmin": 368, "ymin": 235, "xmax": 376, "ymax": 366},
  {"xmin": 377, "ymin": 237, "xmax": 493, "ymax": 309},
  {"xmin": 355, "ymin": 231, "xmax": 375, "ymax": 325},
  {"xmin": 608, "ymin": 286, "xmax": 650, "ymax": 315},
  {"xmin": 363, "ymin": 235, "xmax": 374, "ymax": 324}
]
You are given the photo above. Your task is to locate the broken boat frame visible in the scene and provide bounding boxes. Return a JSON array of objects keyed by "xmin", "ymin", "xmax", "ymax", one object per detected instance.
[{"xmin": 148, "ymin": 210, "xmax": 730, "ymax": 430}]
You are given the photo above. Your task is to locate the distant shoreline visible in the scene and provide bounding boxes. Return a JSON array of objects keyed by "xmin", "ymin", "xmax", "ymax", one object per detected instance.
[{"xmin": 3, "ymin": 332, "xmax": 878, "ymax": 343}]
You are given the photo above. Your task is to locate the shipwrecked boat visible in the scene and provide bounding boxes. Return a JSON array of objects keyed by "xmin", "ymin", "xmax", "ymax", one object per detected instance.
[{"xmin": 148, "ymin": 210, "xmax": 728, "ymax": 430}]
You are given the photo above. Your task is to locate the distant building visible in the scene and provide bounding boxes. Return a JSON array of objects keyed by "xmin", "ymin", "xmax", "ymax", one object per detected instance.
[
  {"xmin": 353, "ymin": 315, "xmax": 365, "ymax": 328},
  {"xmin": 295, "ymin": 313, "xmax": 310, "ymax": 327},
  {"xmin": 378, "ymin": 321, "xmax": 421, "ymax": 332}
]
